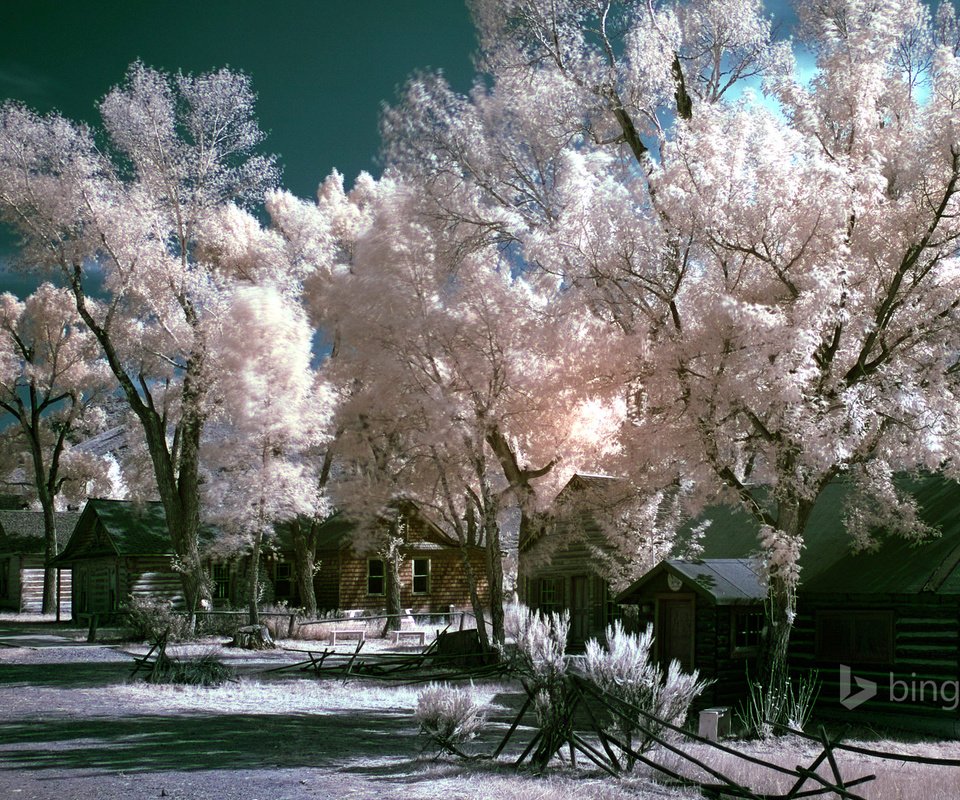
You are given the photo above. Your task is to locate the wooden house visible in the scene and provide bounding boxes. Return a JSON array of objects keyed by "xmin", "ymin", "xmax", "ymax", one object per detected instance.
[
  {"xmin": 310, "ymin": 501, "xmax": 489, "ymax": 615},
  {"xmin": 616, "ymin": 558, "xmax": 766, "ymax": 706},
  {"xmin": 53, "ymin": 499, "xmax": 187, "ymax": 617},
  {"xmin": 616, "ymin": 475, "xmax": 960, "ymax": 734},
  {"xmin": 0, "ymin": 509, "xmax": 80, "ymax": 615},
  {"xmin": 519, "ymin": 474, "xmax": 639, "ymax": 647}
]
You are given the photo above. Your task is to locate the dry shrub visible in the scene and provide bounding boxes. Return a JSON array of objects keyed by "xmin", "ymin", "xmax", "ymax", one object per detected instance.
[
  {"xmin": 122, "ymin": 596, "xmax": 191, "ymax": 642},
  {"xmin": 148, "ymin": 649, "xmax": 234, "ymax": 687},
  {"xmin": 584, "ymin": 622, "xmax": 710, "ymax": 768},
  {"xmin": 415, "ymin": 682, "xmax": 487, "ymax": 756}
]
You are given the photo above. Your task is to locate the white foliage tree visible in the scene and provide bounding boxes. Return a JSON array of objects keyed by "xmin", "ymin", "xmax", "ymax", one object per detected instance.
[
  {"xmin": 0, "ymin": 284, "xmax": 116, "ymax": 612},
  {"xmin": 0, "ymin": 62, "xmax": 280, "ymax": 619},
  {"xmin": 203, "ymin": 285, "xmax": 329, "ymax": 625},
  {"xmin": 379, "ymin": 0, "xmax": 960, "ymax": 687}
]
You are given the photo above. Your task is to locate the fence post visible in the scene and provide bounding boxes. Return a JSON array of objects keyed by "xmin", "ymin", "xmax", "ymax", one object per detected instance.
[{"xmin": 86, "ymin": 613, "xmax": 98, "ymax": 643}]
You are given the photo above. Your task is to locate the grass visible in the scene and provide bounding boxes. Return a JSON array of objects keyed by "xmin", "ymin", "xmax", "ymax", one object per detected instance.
[{"xmin": 107, "ymin": 674, "xmax": 960, "ymax": 800}]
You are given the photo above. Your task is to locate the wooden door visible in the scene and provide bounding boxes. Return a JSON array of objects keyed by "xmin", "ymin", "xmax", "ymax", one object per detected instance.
[
  {"xmin": 570, "ymin": 575, "xmax": 590, "ymax": 643},
  {"xmin": 657, "ymin": 598, "xmax": 695, "ymax": 672}
]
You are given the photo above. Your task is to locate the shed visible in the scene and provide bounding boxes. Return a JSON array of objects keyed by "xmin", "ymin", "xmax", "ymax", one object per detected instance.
[
  {"xmin": 0, "ymin": 509, "xmax": 80, "ymax": 614},
  {"xmin": 53, "ymin": 499, "xmax": 186, "ymax": 616},
  {"xmin": 616, "ymin": 558, "xmax": 766, "ymax": 706}
]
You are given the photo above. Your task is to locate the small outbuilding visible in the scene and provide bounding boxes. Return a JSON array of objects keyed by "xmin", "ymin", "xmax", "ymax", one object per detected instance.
[
  {"xmin": 53, "ymin": 499, "xmax": 185, "ymax": 616},
  {"xmin": 616, "ymin": 558, "xmax": 766, "ymax": 706}
]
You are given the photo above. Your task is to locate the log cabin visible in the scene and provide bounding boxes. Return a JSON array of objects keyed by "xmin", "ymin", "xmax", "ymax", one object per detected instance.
[
  {"xmin": 53, "ymin": 499, "xmax": 187, "ymax": 617},
  {"xmin": 0, "ymin": 508, "xmax": 79, "ymax": 615}
]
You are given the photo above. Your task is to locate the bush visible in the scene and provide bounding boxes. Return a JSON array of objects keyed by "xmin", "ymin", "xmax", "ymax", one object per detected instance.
[
  {"xmin": 149, "ymin": 649, "xmax": 234, "ymax": 687},
  {"xmin": 506, "ymin": 603, "xmax": 573, "ymax": 770},
  {"xmin": 122, "ymin": 596, "xmax": 191, "ymax": 642},
  {"xmin": 739, "ymin": 668, "xmax": 820, "ymax": 738},
  {"xmin": 583, "ymin": 622, "xmax": 710, "ymax": 768},
  {"xmin": 414, "ymin": 683, "xmax": 487, "ymax": 757}
]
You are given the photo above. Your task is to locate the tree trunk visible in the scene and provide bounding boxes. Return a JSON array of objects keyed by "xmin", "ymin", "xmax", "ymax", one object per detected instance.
[
  {"xmin": 291, "ymin": 519, "xmax": 318, "ymax": 617},
  {"xmin": 247, "ymin": 527, "xmax": 264, "ymax": 627},
  {"xmin": 70, "ymin": 284, "xmax": 211, "ymax": 628},
  {"xmin": 39, "ymin": 496, "xmax": 58, "ymax": 614},
  {"xmin": 384, "ymin": 554, "xmax": 402, "ymax": 632},
  {"xmin": 482, "ymin": 504, "xmax": 505, "ymax": 646}
]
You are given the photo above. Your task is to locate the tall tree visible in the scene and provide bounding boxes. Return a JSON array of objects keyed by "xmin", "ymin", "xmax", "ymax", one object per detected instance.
[
  {"xmin": 273, "ymin": 174, "xmax": 615, "ymax": 644},
  {"xmin": 0, "ymin": 63, "xmax": 279, "ymax": 620},
  {"xmin": 0, "ymin": 284, "xmax": 116, "ymax": 612},
  {"xmin": 380, "ymin": 0, "xmax": 960, "ymax": 697},
  {"xmin": 202, "ymin": 285, "xmax": 329, "ymax": 626}
]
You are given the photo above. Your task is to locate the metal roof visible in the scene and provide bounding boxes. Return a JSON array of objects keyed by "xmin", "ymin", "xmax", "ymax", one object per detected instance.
[{"xmin": 617, "ymin": 558, "xmax": 766, "ymax": 605}]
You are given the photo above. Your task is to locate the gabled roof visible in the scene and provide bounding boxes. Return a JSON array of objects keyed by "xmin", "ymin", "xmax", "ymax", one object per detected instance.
[
  {"xmin": 802, "ymin": 475, "xmax": 960, "ymax": 596},
  {"xmin": 307, "ymin": 498, "xmax": 463, "ymax": 554},
  {"xmin": 55, "ymin": 499, "xmax": 194, "ymax": 562},
  {"xmin": 617, "ymin": 558, "xmax": 765, "ymax": 605},
  {"xmin": 0, "ymin": 510, "xmax": 81, "ymax": 554}
]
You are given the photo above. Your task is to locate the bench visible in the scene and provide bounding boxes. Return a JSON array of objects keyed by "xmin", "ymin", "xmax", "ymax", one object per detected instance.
[
  {"xmin": 393, "ymin": 630, "xmax": 426, "ymax": 646},
  {"xmin": 330, "ymin": 628, "xmax": 366, "ymax": 646}
]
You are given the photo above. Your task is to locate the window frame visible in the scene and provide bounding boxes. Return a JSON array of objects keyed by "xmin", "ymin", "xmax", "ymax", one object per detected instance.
[
  {"xmin": 730, "ymin": 608, "xmax": 765, "ymax": 658},
  {"xmin": 367, "ymin": 558, "xmax": 385, "ymax": 596},
  {"xmin": 211, "ymin": 563, "xmax": 231, "ymax": 600},
  {"xmin": 412, "ymin": 558, "xmax": 431, "ymax": 595}
]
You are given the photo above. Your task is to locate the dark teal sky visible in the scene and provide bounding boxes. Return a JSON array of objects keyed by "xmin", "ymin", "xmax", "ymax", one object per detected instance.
[{"xmin": 0, "ymin": 0, "xmax": 478, "ymax": 292}]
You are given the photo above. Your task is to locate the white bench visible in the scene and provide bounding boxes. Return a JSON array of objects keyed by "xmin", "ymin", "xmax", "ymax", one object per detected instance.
[
  {"xmin": 393, "ymin": 630, "xmax": 426, "ymax": 646},
  {"xmin": 330, "ymin": 628, "xmax": 366, "ymax": 646}
]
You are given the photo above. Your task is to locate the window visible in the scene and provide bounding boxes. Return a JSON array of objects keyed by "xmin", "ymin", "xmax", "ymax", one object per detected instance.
[
  {"xmin": 274, "ymin": 562, "xmax": 292, "ymax": 598},
  {"xmin": 731, "ymin": 609, "xmax": 765, "ymax": 657},
  {"xmin": 412, "ymin": 558, "xmax": 431, "ymax": 594},
  {"xmin": 211, "ymin": 564, "xmax": 230, "ymax": 600},
  {"xmin": 816, "ymin": 610, "xmax": 894, "ymax": 665},
  {"xmin": 367, "ymin": 559, "xmax": 385, "ymax": 596},
  {"xmin": 539, "ymin": 578, "xmax": 562, "ymax": 614}
]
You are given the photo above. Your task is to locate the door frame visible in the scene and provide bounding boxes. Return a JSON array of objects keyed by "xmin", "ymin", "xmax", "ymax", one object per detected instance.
[{"xmin": 654, "ymin": 592, "xmax": 696, "ymax": 671}]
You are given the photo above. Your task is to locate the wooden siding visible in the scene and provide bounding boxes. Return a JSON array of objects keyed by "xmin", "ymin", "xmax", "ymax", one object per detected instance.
[
  {"xmin": 17, "ymin": 556, "xmax": 72, "ymax": 615},
  {"xmin": 333, "ymin": 547, "xmax": 489, "ymax": 615},
  {"xmin": 72, "ymin": 555, "xmax": 183, "ymax": 616},
  {"xmin": 313, "ymin": 548, "xmax": 342, "ymax": 611},
  {"xmin": 793, "ymin": 593, "xmax": 960, "ymax": 729}
]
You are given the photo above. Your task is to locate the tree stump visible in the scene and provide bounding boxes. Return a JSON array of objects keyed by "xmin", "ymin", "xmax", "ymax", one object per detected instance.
[{"xmin": 230, "ymin": 624, "xmax": 276, "ymax": 650}]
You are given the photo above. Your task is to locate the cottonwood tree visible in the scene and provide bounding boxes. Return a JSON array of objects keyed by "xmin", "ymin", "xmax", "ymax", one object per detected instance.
[
  {"xmin": 380, "ymin": 0, "xmax": 960, "ymax": 699},
  {"xmin": 274, "ymin": 173, "xmax": 615, "ymax": 644},
  {"xmin": 203, "ymin": 285, "xmax": 330, "ymax": 626},
  {"xmin": 0, "ymin": 284, "xmax": 117, "ymax": 611},
  {"xmin": 0, "ymin": 63, "xmax": 280, "ymax": 620}
]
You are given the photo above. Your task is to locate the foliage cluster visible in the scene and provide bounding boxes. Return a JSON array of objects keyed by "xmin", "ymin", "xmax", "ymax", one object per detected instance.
[{"xmin": 147, "ymin": 649, "xmax": 234, "ymax": 687}]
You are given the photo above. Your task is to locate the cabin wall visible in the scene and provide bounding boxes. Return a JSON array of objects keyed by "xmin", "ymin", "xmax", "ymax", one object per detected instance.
[
  {"xmin": 0, "ymin": 556, "xmax": 19, "ymax": 610},
  {"xmin": 125, "ymin": 556, "xmax": 184, "ymax": 609},
  {"xmin": 333, "ymin": 547, "xmax": 488, "ymax": 615},
  {"xmin": 794, "ymin": 593, "xmax": 960, "ymax": 732}
]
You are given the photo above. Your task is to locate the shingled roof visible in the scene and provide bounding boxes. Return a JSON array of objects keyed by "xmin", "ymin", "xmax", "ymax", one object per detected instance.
[
  {"xmin": 54, "ymin": 499, "xmax": 209, "ymax": 562},
  {"xmin": 0, "ymin": 510, "xmax": 81, "ymax": 554}
]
